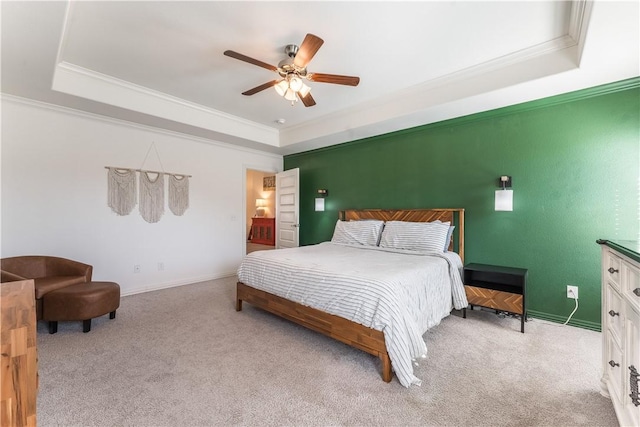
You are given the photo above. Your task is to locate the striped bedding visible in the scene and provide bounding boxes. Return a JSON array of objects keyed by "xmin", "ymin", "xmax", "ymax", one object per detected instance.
[{"xmin": 237, "ymin": 242, "xmax": 468, "ymax": 387}]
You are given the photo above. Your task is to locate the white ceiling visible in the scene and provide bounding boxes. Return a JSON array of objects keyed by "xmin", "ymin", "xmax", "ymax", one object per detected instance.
[{"xmin": 2, "ymin": 1, "xmax": 638, "ymax": 155}]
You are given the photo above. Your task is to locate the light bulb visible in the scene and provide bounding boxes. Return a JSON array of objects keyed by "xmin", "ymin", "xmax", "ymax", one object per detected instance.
[
  {"xmin": 284, "ymin": 88, "xmax": 297, "ymax": 101},
  {"xmin": 274, "ymin": 80, "xmax": 288, "ymax": 96},
  {"xmin": 298, "ymin": 83, "xmax": 311, "ymax": 98},
  {"xmin": 289, "ymin": 75, "xmax": 303, "ymax": 92}
]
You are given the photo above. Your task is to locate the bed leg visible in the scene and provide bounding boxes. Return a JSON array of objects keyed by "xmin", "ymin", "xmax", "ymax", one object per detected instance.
[
  {"xmin": 380, "ymin": 353, "xmax": 392, "ymax": 383},
  {"xmin": 235, "ymin": 298, "xmax": 242, "ymax": 311}
]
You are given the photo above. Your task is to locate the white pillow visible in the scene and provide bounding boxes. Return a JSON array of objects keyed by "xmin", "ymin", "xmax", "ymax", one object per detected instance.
[
  {"xmin": 379, "ymin": 220, "xmax": 451, "ymax": 252},
  {"xmin": 331, "ymin": 220, "xmax": 384, "ymax": 246}
]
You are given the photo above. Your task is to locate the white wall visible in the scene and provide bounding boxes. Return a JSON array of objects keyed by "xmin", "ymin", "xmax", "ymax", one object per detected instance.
[{"xmin": 1, "ymin": 97, "xmax": 282, "ymax": 295}]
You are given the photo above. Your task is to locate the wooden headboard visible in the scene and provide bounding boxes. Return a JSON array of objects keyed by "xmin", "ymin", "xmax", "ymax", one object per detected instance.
[{"xmin": 339, "ymin": 208, "xmax": 465, "ymax": 262}]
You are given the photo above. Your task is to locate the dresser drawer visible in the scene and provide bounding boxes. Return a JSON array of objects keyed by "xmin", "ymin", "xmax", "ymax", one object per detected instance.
[
  {"xmin": 606, "ymin": 284, "xmax": 625, "ymax": 346},
  {"xmin": 606, "ymin": 332, "xmax": 625, "ymax": 405},
  {"xmin": 624, "ymin": 261, "xmax": 640, "ymax": 312},
  {"xmin": 605, "ymin": 251, "xmax": 622, "ymax": 290}
]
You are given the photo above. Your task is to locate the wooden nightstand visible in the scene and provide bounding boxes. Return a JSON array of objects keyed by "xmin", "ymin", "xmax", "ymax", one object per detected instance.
[{"xmin": 463, "ymin": 263, "xmax": 528, "ymax": 333}]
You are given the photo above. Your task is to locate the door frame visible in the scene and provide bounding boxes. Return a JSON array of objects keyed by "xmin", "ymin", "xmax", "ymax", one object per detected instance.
[{"xmin": 243, "ymin": 165, "xmax": 279, "ymax": 255}]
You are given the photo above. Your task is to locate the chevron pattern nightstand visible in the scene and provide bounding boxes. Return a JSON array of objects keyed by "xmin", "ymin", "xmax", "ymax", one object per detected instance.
[{"xmin": 462, "ymin": 263, "xmax": 528, "ymax": 333}]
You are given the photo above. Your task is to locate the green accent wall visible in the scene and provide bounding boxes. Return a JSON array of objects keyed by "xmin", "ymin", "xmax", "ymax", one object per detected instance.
[{"xmin": 284, "ymin": 77, "xmax": 640, "ymax": 331}]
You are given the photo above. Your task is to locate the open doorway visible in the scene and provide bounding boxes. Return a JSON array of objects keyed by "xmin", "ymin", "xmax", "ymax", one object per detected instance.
[{"xmin": 245, "ymin": 168, "xmax": 277, "ymax": 254}]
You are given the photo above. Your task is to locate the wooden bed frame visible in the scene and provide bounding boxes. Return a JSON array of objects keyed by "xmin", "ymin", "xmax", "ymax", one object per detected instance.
[{"xmin": 236, "ymin": 208, "xmax": 465, "ymax": 383}]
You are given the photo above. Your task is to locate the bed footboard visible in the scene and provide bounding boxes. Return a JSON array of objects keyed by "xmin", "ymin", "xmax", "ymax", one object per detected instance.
[{"xmin": 236, "ymin": 281, "xmax": 392, "ymax": 383}]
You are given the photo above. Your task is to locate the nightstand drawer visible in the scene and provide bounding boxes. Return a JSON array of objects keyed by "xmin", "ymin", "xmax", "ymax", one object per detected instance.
[{"xmin": 465, "ymin": 285, "xmax": 523, "ymax": 315}]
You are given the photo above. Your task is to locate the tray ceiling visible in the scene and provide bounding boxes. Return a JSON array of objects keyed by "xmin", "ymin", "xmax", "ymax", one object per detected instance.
[{"xmin": 1, "ymin": 1, "xmax": 638, "ymax": 154}]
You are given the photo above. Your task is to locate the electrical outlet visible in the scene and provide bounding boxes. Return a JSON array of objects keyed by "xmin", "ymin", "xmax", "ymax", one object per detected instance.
[
  {"xmin": 567, "ymin": 285, "xmax": 579, "ymax": 299},
  {"xmin": 134, "ymin": 265, "xmax": 141, "ymax": 273},
  {"xmin": 158, "ymin": 262, "xmax": 164, "ymax": 271}
]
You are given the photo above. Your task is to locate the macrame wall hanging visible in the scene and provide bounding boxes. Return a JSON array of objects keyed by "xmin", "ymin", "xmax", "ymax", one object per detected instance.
[
  {"xmin": 105, "ymin": 142, "xmax": 191, "ymax": 223},
  {"xmin": 107, "ymin": 167, "xmax": 137, "ymax": 216},
  {"xmin": 139, "ymin": 171, "xmax": 164, "ymax": 223},
  {"xmin": 168, "ymin": 174, "xmax": 190, "ymax": 216}
]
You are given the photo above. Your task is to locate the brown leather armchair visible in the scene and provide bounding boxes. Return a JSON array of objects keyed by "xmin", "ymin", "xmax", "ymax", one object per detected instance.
[{"xmin": 1, "ymin": 256, "xmax": 92, "ymax": 319}]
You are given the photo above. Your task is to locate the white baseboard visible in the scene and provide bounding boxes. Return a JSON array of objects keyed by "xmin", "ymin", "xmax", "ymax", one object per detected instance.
[{"xmin": 120, "ymin": 271, "xmax": 237, "ymax": 297}]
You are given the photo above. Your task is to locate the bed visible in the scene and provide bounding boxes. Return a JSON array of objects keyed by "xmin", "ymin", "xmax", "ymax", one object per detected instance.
[{"xmin": 236, "ymin": 208, "xmax": 466, "ymax": 387}]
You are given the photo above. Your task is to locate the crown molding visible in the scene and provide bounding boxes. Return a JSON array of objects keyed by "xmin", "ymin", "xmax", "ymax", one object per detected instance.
[
  {"xmin": 280, "ymin": 2, "xmax": 593, "ymax": 151},
  {"xmin": 1, "ymin": 93, "xmax": 283, "ymax": 160},
  {"xmin": 280, "ymin": 31, "xmax": 580, "ymax": 150},
  {"xmin": 568, "ymin": 0, "xmax": 593, "ymax": 64},
  {"xmin": 285, "ymin": 76, "xmax": 639, "ymax": 159},
  {"xmin": 52, "ymin": 61, "xmax": 280, "ymax": 147},
  {"xmin": 46, "ymin": 0, "xmax": 600, "ymax": 156},
  {"xmin": 569, "ymin": 0, "xmax": 589, "ymax": 42}
]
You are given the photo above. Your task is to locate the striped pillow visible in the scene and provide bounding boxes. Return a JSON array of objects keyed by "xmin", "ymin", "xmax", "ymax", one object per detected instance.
[
  {"xmin": 433, "ymin": 220, "xmax": 455, "ymax": 252},
  {"xmin": 444, "ymin": 225, "xmax": 455, "ymax": 252},
  {"xmin": 331, "ymin": 220, "xmax": 384, "ymax": 246},
  {"xmin": 379, "ymin": 220, "xmax": 451, "ymax": 252}
]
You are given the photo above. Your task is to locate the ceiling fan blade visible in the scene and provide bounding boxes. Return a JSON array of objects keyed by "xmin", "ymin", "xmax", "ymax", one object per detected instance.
[
  {"xmin": 224, "ymin": 50, "xmax": 277, "ymax": 72},
  {"xmin": 242, "ymin": 80, "xmax": 279, "ymax": 96},
  {"xmin": 299, "ymin": 92, "xmax": 316, "ymax": 107},
  {"xmin": 309, "ymin": 73, "xmax": 360, "ymax": 86},
  {"xmin": 293, "ymin": 34, "xmax": 324, "ymax": 68}
]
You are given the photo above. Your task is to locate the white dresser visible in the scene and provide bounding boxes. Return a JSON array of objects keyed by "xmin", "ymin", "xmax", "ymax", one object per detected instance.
[{"xmin": 599, "ymin": 239, "xmax": 640, "ymax": 427}]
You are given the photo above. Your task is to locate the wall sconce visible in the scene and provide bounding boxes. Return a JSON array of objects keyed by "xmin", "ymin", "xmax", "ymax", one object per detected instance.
[
  {"xmin": 495, "ymin": 176, "xmax": 513, "ymax": 211},
  {"xmin": 255, "ymin": 198, "xmax": 267, "ymax": 217},
  {"xmin": 315, "ymin": 189, "xmax": 328, "ymax": 212}
]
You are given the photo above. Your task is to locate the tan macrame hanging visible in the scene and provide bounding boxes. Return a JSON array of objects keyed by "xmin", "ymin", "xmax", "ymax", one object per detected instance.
[
  {"xmin": 106, "ymin": 142, "xmax": 191, "ymax": 222},
  {"xmin": 168, "ymin": 174, "xmax": 189, "ymax": 216},
  {"xmin": 139, "ymin": 172, "xmax": 164, "ymax": 223},
  {"xmin": 107, "ymin": 168, "xmax": 137, "ymax": 216}
]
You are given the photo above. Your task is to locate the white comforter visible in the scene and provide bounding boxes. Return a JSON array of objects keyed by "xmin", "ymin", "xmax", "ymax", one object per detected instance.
[{"xmin": 237, "ymin": 242, "xmax": 468, "ymax": 387}]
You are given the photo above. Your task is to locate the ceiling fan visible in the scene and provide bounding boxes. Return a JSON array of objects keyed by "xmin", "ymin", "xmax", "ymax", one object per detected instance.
[{"xmin": 224, "ymin": 33, "xmax": 360, "ymax": 107}]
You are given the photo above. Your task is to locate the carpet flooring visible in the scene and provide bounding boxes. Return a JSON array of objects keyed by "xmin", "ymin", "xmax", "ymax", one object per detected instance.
[{"xmin": 36, "ymin": 276, "xmax": 617, "ymax": 426}]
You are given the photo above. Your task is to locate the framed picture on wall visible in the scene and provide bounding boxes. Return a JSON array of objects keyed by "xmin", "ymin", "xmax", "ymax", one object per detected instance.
[{"xmin": 263, "ymin": 176, "xmax": 275, "ymax": 191}]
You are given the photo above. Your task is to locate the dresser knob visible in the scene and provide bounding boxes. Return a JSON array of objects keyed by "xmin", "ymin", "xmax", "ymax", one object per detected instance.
[
  {"xmin": 608, "ymin": 267, "xmax": 619, "ymax": 274},
  {"xmin": 609, "ymin": 360, "xmax": 620, "ymax": 368},
  {"xmin": 634, "ymin": 288, "xmax": 640, "ymax": 297},
  {"xmin": 609, "ymin": 310, "xmax": 619, "ymax": 317}
]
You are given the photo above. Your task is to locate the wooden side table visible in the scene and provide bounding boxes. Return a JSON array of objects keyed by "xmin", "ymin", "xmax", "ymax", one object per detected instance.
[
  {"xmin": 250, "ymin": 217, "xmax": 275, "ymax": 246},
  {"xmin": 463, "ymin": 263, "xmax": 528, "ymax": 333},
  {"xmin": 1, "ymin": 279, "xmax": 38, "ymax": 426}
]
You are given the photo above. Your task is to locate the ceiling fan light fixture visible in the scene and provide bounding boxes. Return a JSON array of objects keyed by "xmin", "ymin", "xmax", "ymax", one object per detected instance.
[
  {"xmin": 225, "ymin": 33, "xmax": 359, "ymax": 108},
  {"xmin": 298, "ymin": 83, "xmax": 311, "ymax": 98},
  {"xmin": 289, "ymin": 75, "xmax": 303, "ymax": 92},
  {"xmin": 284, "ymin": 88, "xmax": 297, "ymax": 102},
  {"xmin": 274, "ymin": 79, "xmax": 289, "ymax": 96}
]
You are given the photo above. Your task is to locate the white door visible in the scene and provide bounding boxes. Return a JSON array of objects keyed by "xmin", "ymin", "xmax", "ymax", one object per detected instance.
[{"xmin": 275, "ymin": 168, "xmax": 299, "ymax": 248}]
